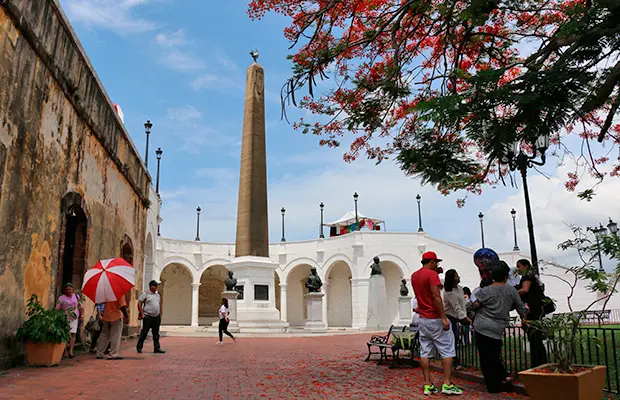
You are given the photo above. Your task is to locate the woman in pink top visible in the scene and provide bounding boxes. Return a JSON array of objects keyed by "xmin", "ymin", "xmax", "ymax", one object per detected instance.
[{"xmin": 56, "ymin": 283, "xmax": 83, "ymax": 358}]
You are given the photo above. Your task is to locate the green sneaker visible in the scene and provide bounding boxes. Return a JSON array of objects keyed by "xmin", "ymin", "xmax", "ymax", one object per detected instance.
[
  {"xmin": 441, "ymin": 383, "xmax": 463, "ymax": 395},
  {"xmin": 423, "ymin": 384, "xmax": 438, "ymax": 395}
]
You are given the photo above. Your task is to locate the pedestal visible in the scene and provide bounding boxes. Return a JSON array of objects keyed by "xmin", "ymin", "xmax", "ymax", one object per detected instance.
[
  {"xmin": 304, "ymin": 292, "xmax": 327, "ymax": 333},
  {"xmin": 398, "ymin": 296, "xmax": 413, "ymax": 325},
  {"xmin": 222, "ymin": 291, "xmax": 240, "ymax": 333},
  {"xmin": 226, "ymin": 256, "xmax": 289, "ymax": 333}
]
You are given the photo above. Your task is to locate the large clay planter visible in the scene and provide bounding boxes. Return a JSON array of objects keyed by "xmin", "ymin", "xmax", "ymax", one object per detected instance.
[
  {"xmin": 24, "ymin": 341, "xmax": 66, "ymax": 367},
  {"xmin": 518, "ymin": 364, "xmax": 607, "ymax": 400}
]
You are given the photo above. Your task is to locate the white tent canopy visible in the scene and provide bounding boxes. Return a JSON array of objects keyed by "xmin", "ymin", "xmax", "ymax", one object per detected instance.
[{"xmin": 325, "ymin": 211, "xmax": 384, "ymax": 228}]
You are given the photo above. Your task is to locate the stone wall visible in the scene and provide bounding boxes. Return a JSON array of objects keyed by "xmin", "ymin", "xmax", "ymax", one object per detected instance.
[{"xmin": 0, "ymin": 0, "xmax": 150, "ymax": 368}]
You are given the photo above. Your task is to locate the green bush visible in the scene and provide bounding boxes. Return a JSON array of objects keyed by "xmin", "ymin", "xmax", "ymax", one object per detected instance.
[{"xmin": 16, "ymin": 294, "xmax": 70, "ymax": 344}]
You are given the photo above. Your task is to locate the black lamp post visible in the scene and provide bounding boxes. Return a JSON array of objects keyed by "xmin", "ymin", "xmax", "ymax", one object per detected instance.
[
  {"xmin": 195, "ymin": 206, "xmax": 201, "ymax": 241},
  {"xmin": 608, "ymin": 218, "xmax": 618, "ymax": 237},
  {"xmin": 416, "ymin": 194, "xmax": 423, "ymax": 232},
  {"xmin": 589, "ymin": 224, "xmax": 607, "ymax": 272},
  {"xmin": 511, "ymin": 208, "xmax": 520, "ymax": 251},
  {"xmin": 281, "ymin": 207, "xmax": 286, "ymax": 242},
  {"xmin": 500, "ymin": 133, "xmax": 550, "ymax": 275},
  {"xmin": 319, "ymin": 202, "xmax": 325, "ymax": 238},
  {"xmin": 155, "ymin": 148, "xmax": 163, "ymax": 195},
  {"xmin": 478, "ymin": 212, "xmax": 485, "ymax": 248},
  {"xmin": 144, "ymin": 120, "xmax": 152, "ymax": 168},
  {"xmin": 353, "ymin": 192, "xmax": 359, "ymax": 229}
]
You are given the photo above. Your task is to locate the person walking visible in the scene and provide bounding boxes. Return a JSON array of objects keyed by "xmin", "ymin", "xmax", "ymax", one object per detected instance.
[
  {"xmin": 411, "ymin": 251, "xmax": 463, "ymax": 396},
  {"xmin": 96, "ymin": 296, "xmax": 128, "ymax": 360},
  {"xmin": 515, "ymin": 259, "xmax": 548, "ymax": 367},
  {"xmin": 443, "ymin": 269, "xmax": 471, "ymax": 369},
  {"xmin": 55, "ymin": 283, "xmax": 83, "ymax": 358},
  {"xmin": 137, "ymin": 280, "xmax": 166, "ymax": 354},
  {"xmin": 471, "ymin": 262, "xmax": 527, "ymax": 393},
  {"xmin": 217, "ymin": 298, "xmax": 236, "ymax": 344}
]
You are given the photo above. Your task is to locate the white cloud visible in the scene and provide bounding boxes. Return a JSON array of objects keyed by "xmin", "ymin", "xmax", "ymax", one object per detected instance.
[
  {"xmin": 216, "ymin": 54, "xmax": 238, "ymax": 70},
  {"xmin": 167, "ymin": 105, "xmax": 201, "ymax": 121},
  {"xmin": 191, "ymin": 74, "xmax": 242, "ymax": 91},
  {"xmin": 60, "ymin": 0, "xmax": 157, "ymax": 34},
  {"xmin": 159, "ymin": 49, "xmax": 205, "ymax": 71},
  {"xmin": 155, "ymin": 29, "xmax": 186, "ymax": 48}
]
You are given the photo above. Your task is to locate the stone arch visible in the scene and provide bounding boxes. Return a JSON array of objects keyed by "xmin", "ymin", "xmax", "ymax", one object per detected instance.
[
  {"xmin": 274, "ymin": 271, "xmax": 281, "ymax": 313},
  {"xmin": 56, "ymin": 192, "xmax": 89, "ymax": 298},
  {"xmin": 367, "ymin": 256, "xmax": 406, "ymax": 326},
  {"xmin": 286, "ymin": 263, "xmax": 314, "ymax": 326},
  {"xmin": 325, "ymin": 260, "xmax": 352, "ymax": 328},
  {"xmin": 284, "ymin": 257, "xmax": 320, "ymax": 275},
  {"xmin": 321, "ymin": 253, "xmax": 354, "ymax": 280},
  {"xmin": 160, "ymin": 256, "xmax": 198, "ymax": 283},
  {"xmin": 199, "ymin": 264, "xmax": 228, "ymax": 326},
  {"xmin": 159, "ymin": 262, "xmax": 193, "ymax": 325}
]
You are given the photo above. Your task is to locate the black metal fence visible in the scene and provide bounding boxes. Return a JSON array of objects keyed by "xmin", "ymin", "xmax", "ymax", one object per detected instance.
[{"xmin": 455, "ymin": 325, "xmax": 620, "ymax": 394}]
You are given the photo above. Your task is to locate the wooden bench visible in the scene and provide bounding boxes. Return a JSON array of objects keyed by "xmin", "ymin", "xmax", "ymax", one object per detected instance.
[
  {"xmin": 582, "ymin": 310, "xmax": 611, "ymax": 324},
  {"xmin": 365, "ymin": 325, "xmax": 407, "ymax": 364}
]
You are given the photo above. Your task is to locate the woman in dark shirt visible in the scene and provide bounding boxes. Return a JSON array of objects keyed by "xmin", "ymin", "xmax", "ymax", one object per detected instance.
[{"xmin": 516, "ymin": 259, "xmax": 548, "ymax": 367}]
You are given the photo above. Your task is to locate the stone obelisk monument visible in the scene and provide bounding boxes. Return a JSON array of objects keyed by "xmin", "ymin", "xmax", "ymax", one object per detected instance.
[{"xmin": 227, "ymin": 51, "xmax": 288, "ymax": 332}]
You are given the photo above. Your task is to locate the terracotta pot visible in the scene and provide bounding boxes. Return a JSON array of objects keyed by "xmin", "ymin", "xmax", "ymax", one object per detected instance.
[
  {"xmin": 24, "ymin": 341, "xmax": 66, "ymax": 367},
  {"xmin": 518, "ymin": 364, "xmax": 607, "ymax": 400}
]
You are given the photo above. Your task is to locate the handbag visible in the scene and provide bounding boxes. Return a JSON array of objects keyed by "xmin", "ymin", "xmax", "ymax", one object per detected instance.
[{"xmin": 85, "ymin": 306, "xmax": 101, "ymax": 332}]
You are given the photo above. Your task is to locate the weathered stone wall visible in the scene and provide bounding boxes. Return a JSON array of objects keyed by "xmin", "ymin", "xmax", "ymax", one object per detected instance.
[{"xmin": 0, "ymin": 0, "xmax": 150, "ymax": 369}]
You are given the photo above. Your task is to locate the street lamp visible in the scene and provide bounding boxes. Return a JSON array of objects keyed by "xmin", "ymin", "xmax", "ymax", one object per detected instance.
[
  {"xmin": 478, "ymin": 212, "xmax": 485, "ymax": 248},
  {"xmin": 195, "ymin": 206, "xmax": 201, "ymax": 241},
  {"xmin": 589, "ymin": 223, "xmax": 607, "ymax": 272},
  {"xmin": 511, "ymin": 208, "xmax": 520, "ymax": 251},
  {"xmin": 319, "ymin": 202, "xmax": 325, "ymax": 238},
  {"xmin": 144, "ymin": 120, "xmax": 152, "ymax": 168},
  {"xmin": 608, "ymin": 218, "xmax": 618, "ymax": 237},
  {"xmin": 281, "ymin": 207, "xmax": 286, "ymax": 242},
  {"xmin": 353, "ymin": 192, "xmax": 359, "ymax": 230},
  {"xmin": 416, "ymin": 194, "xmax": 424, "ymax": 232},
  {"xmin": 155, "ymin": 148, "xmax": 163, "ymax": 195},
  {"xmin": 500, "ymin": 132, "xmax": 550, "ymax": 275}
]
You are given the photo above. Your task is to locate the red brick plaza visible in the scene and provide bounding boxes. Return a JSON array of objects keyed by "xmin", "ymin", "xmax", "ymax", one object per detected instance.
[{"xmin": 0, "ymin": 334, "xmax": 525, "ymax": 399}]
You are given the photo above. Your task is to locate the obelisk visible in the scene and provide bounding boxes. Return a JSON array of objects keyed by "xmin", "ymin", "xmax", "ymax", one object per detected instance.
[
  {"xmin": 226, "ymin": 51, "xmax": 288, "ymax": 332},
  {"xmin": 235, "ymin": 55, "xmax": 269, "ymax": 258}
]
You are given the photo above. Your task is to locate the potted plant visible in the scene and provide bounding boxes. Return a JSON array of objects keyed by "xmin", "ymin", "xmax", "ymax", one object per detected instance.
[
  {"xmin": 518, "ymin": 225, "xmax": 620, "ymax": 400},
  {"xmin": 16, "ymin": 294, "xmax": 71, "ymax": 367}
]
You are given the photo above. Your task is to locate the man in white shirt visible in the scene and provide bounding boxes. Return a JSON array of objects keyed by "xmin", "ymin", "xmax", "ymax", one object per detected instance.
[{"xmin": 136, "ymin": 280, "xmax": 165, "ymax": 354}]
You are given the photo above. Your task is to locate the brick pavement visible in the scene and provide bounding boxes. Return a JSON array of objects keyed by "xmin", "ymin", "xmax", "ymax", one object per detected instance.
[{"xmin": 0, "ymin": 334, "xmax": 526, "ymax": 400}]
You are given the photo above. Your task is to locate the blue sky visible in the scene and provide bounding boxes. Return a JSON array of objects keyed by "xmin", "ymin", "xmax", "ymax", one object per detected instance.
[{"xmin": 58, "ymin": 0, "xmax": 619, "ymax": 268}]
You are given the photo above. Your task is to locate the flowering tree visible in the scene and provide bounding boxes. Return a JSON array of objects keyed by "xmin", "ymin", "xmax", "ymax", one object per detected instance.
[{"xmin": 248, "ymin": 0, "xmax": 620, "ymax": 202}]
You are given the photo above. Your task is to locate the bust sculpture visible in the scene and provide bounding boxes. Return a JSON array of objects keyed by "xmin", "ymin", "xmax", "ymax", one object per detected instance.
[
  {"xmin": 370, "ymin": 256, "xmax": 382, "ymax": 276},
  {"xmin": 224, "ymin": 270, "xmax": 237, "ymax": 291},
  {"xmin": 400, "ymin": 279, "xmax": 409, "ymax": 296},
  {"xmin": 305, "ymin": 267, "xmax": 322, "ymax": 293}
]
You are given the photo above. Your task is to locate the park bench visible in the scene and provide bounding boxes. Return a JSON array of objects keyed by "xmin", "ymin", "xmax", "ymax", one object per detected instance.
[
  {"xmin": 365, "ymin": 325, "xmax": 407, "ymax": 364},
  {"xmin": 582, "ymin": 309, "xmax": 611, "ymax": 324}
]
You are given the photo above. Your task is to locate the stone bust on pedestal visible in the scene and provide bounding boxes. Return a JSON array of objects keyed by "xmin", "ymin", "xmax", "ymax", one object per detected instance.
[
  {"xmin": 225, "ymin": 270, "xmax": 237, "ymax": 291},
  {"xmin": 370, "ymin": 256, "xmax": 382, "ymax": 276},
  {"xmin": 400, "ymin": 279, "xmax": 409, "ymax": 296},
  {"xmin": 305, "ymin": 267, "xmax": 323, "ymax": 293}
]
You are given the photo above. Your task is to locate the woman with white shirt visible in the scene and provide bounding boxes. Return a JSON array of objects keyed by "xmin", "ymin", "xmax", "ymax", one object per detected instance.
[
  {"xmin": 217, "ymin": 298, "xmax": 236, "ymax": 344},
  {"xmin": 443, "ymin": 269, "xmax": 471, "ymax": 368}
]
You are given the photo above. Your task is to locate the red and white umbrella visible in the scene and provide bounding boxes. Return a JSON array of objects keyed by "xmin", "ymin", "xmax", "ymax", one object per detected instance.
[{"xmin": 82, "ymin": 258, "xmax": 135, "ymax": 303}]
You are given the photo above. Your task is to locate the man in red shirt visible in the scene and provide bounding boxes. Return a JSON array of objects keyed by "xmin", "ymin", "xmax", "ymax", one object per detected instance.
[{"xmin": 411, "ymin": 251, "xmax": 463, "ymax": 396}]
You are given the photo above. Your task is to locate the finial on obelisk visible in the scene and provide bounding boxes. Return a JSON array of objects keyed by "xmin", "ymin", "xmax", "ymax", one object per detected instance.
[{"xmin": 250, "ymin": 49, "xmax": 259, "ymax": 63}]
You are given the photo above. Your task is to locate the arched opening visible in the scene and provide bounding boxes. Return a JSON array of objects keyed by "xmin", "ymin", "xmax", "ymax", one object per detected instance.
[
  {"xmin": 199, "ymin": 265, "xmax": 227, "ymax": 326},
  {"xmin": 381, "ymin": 260, "xmax": 404, "ymax": 326},
  {"xmin": 286, "ymin": 264, "xmax": 312, "ymax": 326},
  {"xmin": 57, "ymin": 193, "xmax": 88, "ymax": 297},
  {"xmin": 326, "ymin": 261, "xmax": 352, "ymax": 328},
  {"xmin": 144, "ymin": 233, "xmax": 154, "ymax": 291},
  {"xmin": 160, "ymin": 263, "xmax": 193, "ymax": 325},
  {"xmin": 120, "ymin": 235, "xmax": 134, "ymax": 326}
]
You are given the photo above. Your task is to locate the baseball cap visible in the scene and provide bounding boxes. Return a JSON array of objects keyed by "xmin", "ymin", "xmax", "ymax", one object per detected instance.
[
  {"xmin": 149, "ymin": 280, "xmax": 159, "ymax": 287},
  {"xmin": 421, "ymin": 251, "xmax": 443, "ymax": 262}
]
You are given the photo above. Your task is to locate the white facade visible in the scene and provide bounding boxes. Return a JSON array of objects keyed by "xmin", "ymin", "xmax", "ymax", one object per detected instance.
[{"xmin": 142, "ymin": 193, "xmax": 618, "ymax": 331}]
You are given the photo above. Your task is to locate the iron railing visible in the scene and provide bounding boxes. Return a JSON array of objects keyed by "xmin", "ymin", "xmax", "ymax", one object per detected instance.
[{"xmin": 455, "ymin": 325, "xmax": 620, "ymax": 394}]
